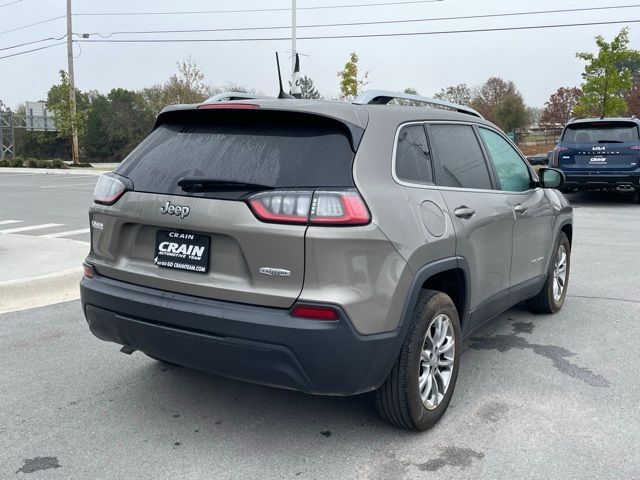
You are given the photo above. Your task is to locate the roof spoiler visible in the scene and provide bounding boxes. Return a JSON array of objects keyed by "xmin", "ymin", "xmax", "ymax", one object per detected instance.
[{"xmin": 352, "ymin": 89, "xmax": 483, "ymax": 119}]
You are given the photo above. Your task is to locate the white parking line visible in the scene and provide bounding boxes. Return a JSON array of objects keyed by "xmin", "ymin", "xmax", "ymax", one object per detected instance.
[
  {"xmin": 0, "ymin": 223, "xmax": 63, "ymax": 234},
  {"xmin": 0, "ymin": 220, "xmax": 22, "ymax": 225},
  {"xmin": 40, "ymin": 228, "xmax": 90, "ymax": 238},
  {"xmin": 40, "ymin": 182, "xmax": 96, "ymax": 189}
]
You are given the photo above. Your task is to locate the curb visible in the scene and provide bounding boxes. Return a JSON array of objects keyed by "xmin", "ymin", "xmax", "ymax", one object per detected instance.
[
  {"xmin": 0, "ymin": 267, "xmax": 83, "ymax": 314},
  {"xmin": 0, "ymin": 167, "xmax": 110, "ymax": 175}
]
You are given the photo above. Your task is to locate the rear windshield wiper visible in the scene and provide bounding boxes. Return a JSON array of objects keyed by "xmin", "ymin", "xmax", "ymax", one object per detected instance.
[
  {"xmin": 178, "ymin": 177, "xmax": 274, "ymax": 192},
  {"xmin": 598, "ymin": 140, "xmax": 623, "ymax": 143}
]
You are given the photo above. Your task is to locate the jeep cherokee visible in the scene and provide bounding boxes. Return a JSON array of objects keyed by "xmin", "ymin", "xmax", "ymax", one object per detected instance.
[{"xmin": 81, "ymin": 90, "xmax": 573, "ymax": 430}]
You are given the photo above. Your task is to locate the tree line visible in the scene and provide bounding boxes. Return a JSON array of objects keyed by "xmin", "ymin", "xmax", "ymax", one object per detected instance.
[{"xmin": 3, "ymin": 28, "xmax": 639, "ymax": 162}]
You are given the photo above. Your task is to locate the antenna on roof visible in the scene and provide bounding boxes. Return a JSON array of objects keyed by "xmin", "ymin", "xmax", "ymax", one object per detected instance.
[{"xmin": 276, "ymin": 52, "xmax": 295, "ymax": 99}]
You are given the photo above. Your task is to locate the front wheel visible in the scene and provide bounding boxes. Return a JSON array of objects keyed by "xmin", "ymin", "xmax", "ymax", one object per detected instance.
[
  {"xmin": 527, "ymin": 232, "xmax": 571, "ymax": 313},
  {"xmin": 375, "ymin": 290, "xmax": 461, "ymax": 431}
]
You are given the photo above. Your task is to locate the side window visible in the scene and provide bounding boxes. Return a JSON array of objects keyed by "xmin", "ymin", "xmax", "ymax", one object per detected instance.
[
  {"xmin": 395, "ymin": 124, "xmax": 433, "ymax": 184},
  {"xmin": 479, "ymin": 128, "xmax": 531, "ymax": 192},
  {"xmin": 429, "ymin": 124, "xmax": 492, "ymax": 190}
]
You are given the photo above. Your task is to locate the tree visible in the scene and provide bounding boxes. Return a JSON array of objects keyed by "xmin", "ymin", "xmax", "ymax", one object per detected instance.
[
  {"xmin": 299, "ymin": 76, "xmax": 321, "ymax": 99},
  {"xmin": 85, "ymin": 89, "xmax": 155, "ymax": 161},
  {"xmin": 141, "ymin": 56, "xmax": 210, "ymax": 113},
  {"xmin": 337, "ymin": 52, "xmax": 369, "ymax": 100},
  {"xmin": 495, "ymin": 95, "xmax": 529, "ymax": 133},
  {"xmin": 46, "ymin": 70, "xmax": 89, "ymax": 162},
  {"xmin": 540, "ymin": 87, "xmax": 583, "ymax": 127},
  {"xmin": 626, "ymin": 78, "xmax": 640, "ymax": 116},
  {"xmin": 527, "ymin": 106, "xmax": 542, "ymax": 125},
  {"xmin": 574, "ymin": 28, "xmax": 640, "ymax": 118},
  {"xmin": 433, "ymin": 84, "xmax": 472, "ymax": 105},
  {"xmin": 470, "ymin": 77, "xmax": 519, "ymax": 124}
]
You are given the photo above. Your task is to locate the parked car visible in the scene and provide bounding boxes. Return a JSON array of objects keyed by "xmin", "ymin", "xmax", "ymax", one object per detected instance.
[
  {"xmin": 551, "ymin": 117, "xmax": 640, "ymax": 202},
  {"xmin": 81, "ymin": 90, "xmax": 573, "ymax": 431}
]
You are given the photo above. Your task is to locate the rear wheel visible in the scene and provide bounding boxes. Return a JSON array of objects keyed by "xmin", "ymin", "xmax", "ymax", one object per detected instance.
[
  {"xmin": 375, "ymin": 290, "xmax": 461, "ymax": 431},
  {"xmin": 527, "ymin": 232, "xmax": 571, "ymax": 314}
]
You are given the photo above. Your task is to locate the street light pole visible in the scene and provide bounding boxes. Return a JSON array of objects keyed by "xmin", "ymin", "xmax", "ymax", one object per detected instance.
[
  {"xmin": 66, "ymin": 0, "xmax": 79, "ymax": 164},
  {"xmin": 291, "ymin": 0, "xmax": 297, "ymax": 75}
]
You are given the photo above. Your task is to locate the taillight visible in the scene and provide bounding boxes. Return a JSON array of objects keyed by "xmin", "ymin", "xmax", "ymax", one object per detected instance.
[
  {"xmin": 248, "ymin": 190, "xmax": 312, "ymax": 224},
  {"xmin": 247, "ymin": 189, "xmax": 370, "ymax": 226},
  {"xmin": 83, "ymin": 262, "xmax": 94, "ymax": 278},
  {"xmin": 310, "ymin": 190, "xmax": 370, "ymax": 225},
  {"xmin": 291, "ymin": 304, "xmax": 340, "ymax": 321},
  {"xmin": 630, "ymin": 145, "xmax": 640, "ymax": 151},
  {"xmin": 93, "ymin": 174, "xmax": 129, "ymax": 205},
  {"xmin": 552, "ymin": 147, "xmax": 569, "ymax": 167}
]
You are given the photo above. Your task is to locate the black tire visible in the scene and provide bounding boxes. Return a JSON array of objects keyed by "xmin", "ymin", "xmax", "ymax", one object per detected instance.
[
  {"xmin": 375, "ymin": 290, "xmax": 461, "ymax": 431},
  {"xmin": 526, "ymin": 232, "xmax": 571, "ymax": 314},
  {"xmin": 635, "ymin": 190, "xmax": 640, "ymax": 204}
]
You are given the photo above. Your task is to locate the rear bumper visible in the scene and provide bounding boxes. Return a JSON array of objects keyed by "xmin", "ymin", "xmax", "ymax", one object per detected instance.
[
  {"xmin": 563, "ymin": 171, "xmax": 640, "ymax": 190},
  {"xmin": 80, "ymin": 273, "xmax": 404, "ymax": 395}
]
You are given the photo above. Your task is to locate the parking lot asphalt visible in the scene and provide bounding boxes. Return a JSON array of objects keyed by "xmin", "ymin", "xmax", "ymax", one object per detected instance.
[
  {"xmin": 0, "ymin": 172, "xmax": 98, "ymax": 243},
  {"xmin": 1, "ymin": 185, "xmax": 639, "ymax": 479}
]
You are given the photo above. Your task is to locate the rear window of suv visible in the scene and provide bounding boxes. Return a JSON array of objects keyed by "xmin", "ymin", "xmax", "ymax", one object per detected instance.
[
  {"xmin": 116, "ymin": 110, "xmax": 359, "ymax": 198},
  {"xmin": 562, "ymin": 121, "xmax": 640, "ymax": 144}
]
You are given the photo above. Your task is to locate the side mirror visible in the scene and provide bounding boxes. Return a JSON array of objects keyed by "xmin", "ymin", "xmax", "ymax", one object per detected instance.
[{"xmin": 538, "ymin": 167, "xmax": 565, "ymax": 189}]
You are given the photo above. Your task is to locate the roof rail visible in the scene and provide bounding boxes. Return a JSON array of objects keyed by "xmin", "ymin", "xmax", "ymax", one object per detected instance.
[
  {"xmin": 352, "ymin": 89, "xmax": 483, "ymax": 119},
  {"xmin": 204, "ymin": 91, "xmax": 271, "ymax": 103}
]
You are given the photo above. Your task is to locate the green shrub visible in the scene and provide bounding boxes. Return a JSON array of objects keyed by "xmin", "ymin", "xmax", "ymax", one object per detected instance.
[
  {"xmin": 50, "ymin": 159, "xmax": 67, "ymax": 169},
  {"xmin": 0, "ymin": 158, "xmax": 25, "ymax": 168}
]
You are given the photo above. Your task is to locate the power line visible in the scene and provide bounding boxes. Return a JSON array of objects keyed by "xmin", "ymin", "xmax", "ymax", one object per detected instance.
[
  {"xmin": 77, "ymin": 3, "xmax": 640, "ymax": 38},
  {"xmin": 0, "ymin": 41, "xmax": 66, "ymax": 60},
  {"xmin": 0, "ymin": 35, "xmax": 66, "ymax": 51},
  {"xmin": 73, "ymin": 18, "xmax": 640, "ymax": 44},
  {"xmin": 0, "ymin": 15, "xmax": 64, "ymax": 36},
  {"xmin": 73, "ymin": 0, "xmax": 443, "ymax": 16},
  {"xmin": 0, "ymin": 0, "xmax": 22, "ymax": 8}
]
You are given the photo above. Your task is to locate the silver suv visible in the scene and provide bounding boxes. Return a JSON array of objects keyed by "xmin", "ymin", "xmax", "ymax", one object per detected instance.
[{"xmin": 81, "ymin": 90, "xmax": 573, "ymax": 431}]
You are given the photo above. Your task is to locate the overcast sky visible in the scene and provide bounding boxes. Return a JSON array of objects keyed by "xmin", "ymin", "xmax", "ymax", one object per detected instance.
[{"xmin": 1, "ymin": 0, "xmax": 639, "ymax": 109}]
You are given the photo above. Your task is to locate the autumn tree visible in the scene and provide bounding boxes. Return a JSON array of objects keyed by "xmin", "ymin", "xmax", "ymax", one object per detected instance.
[
  {"xmin": 470, "ymin": 77, "xmax": 519, "ymax": 124},
  {"xmin": 627, "ymin": 79, "xmax": 640, "ymax": 116},
  {"xmin": 434, "ymin": 84, "xmax": 472, "ymax": 105},
  {"xmin": 337, "ymin": 52, "xmax": 369, "ymax": 100},
  {"xmin": 470, "ymin": 77, "xmax": 528, "ymax": 131},
  {"xmin": 142, "ymin": 56, "xmax": 211, "ymax": 113},
  {"xmin": 574, "ymin": 28, "xmax": 640, "ymax": 118},
  {"xmin": 540, "ymin": 87, "xmax": 583, "ymax": 127}
]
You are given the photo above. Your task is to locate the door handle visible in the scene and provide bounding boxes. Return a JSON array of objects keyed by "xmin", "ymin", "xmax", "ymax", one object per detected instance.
[
  {"xmin": 454, "ymin": 206, "xmax": 476, "ymax": 219},
  {"xmin": 514, "ymin": 204, "xmax": 528, "ymax": 215}
]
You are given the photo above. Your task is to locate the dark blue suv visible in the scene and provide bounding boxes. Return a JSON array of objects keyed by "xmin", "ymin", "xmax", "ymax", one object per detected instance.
[{"xmin": 552, "ymin": 117, "xmax": 640, "ymax": 202}]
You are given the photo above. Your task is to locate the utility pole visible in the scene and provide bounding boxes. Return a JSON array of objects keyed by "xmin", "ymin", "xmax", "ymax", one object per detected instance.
[
  {"xmin": 291, "ymin": 0, "xmax": 297, "ymax": 76},
  {"xmin": 66, "ymin": 0, "xmax": 79, "ymax": 164}
]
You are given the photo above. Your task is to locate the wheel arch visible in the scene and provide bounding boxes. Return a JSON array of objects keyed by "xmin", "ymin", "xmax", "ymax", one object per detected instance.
[
  {"xmin": 560, "ymin": 222, "xmax": 573, "ymax": 245},
  {"xmin": 398, "ymin": 257, "xmax": 470, "ymax": 332}
]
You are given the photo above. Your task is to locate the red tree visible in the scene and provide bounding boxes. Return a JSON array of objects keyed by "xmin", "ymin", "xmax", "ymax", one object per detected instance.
[{"xmin": 540, "ymin": 87, "xmax": 583, "ymax": 127}]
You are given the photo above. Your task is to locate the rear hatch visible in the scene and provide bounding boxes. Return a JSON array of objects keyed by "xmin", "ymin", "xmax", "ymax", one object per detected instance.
[
  {"xmin": 556, "ymin": 120, "xmax": 640, "ymax": 171},
  {"xmin": 90, "ymin": 107, "xmax": 363, "ymax": 308}
]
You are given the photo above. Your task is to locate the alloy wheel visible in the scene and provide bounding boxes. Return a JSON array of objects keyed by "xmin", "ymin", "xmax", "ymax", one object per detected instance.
[{"xmin": 419, "ymin": 314, "xmax": 455, "ymax": 410}]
